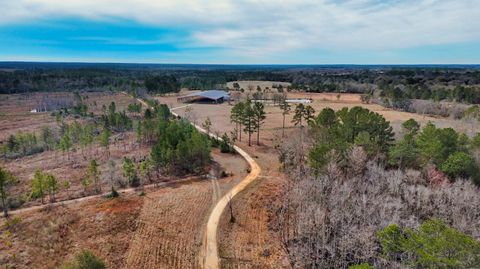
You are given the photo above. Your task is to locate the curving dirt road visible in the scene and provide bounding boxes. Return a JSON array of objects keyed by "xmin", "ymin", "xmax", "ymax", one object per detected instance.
[
  {"xmin": 129, "ymin": 95, "xmax": 263, "ymax": 268},
  {"xmin": 202, "ymin": 145, "xmax": 260, "ymax": 269},
  {"xmin": 169, "ymin": 105, "xmax": 261, "ymax": 269}
]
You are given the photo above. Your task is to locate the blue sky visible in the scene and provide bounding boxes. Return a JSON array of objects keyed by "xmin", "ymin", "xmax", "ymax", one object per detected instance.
[{"xmin": 1, "ymin": 0, "xmax": 479, "ymax": 64}]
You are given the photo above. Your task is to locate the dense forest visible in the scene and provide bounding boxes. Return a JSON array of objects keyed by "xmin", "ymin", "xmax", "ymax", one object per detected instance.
[{"xmin": 2, "ymin": 63, "xmax": 480, "ymax": 105}]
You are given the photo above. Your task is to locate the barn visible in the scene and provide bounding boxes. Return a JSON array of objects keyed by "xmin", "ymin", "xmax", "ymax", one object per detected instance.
[{"xmin": 177, "ymin": 90, "xmax": 230, "ymax": 103}]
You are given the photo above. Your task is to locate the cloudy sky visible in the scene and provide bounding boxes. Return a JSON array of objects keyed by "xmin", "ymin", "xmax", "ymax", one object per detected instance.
[{"xmin": 0, "ymin": 0, "xmax": 479, "ymax": 64}]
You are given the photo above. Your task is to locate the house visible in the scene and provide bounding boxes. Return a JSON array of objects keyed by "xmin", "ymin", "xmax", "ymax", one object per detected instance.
[{"xmin": 177, "ymin": 90, "xmax": 230, "ymax": 103}]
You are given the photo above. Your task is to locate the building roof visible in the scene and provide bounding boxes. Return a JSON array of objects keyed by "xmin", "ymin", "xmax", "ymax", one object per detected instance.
[{"xmin": 181, "ymin": 90, "xmax": 230, "ymax": 100}]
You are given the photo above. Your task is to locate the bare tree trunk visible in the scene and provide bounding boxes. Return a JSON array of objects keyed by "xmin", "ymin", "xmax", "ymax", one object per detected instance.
[
  {"xmin": 2, "ymin": 196, "xmax": 8, "ymax": 218},
  {"xmin": 257, "ymin": 120, "xmax": 260, "ymax": 146},
  {"xmin": 239, "ymin": 124, "xmax": 242, "ymax": 141},
  {"xmin": 229, "ymin": 198, "xmax": 235, "ymax": 223}
]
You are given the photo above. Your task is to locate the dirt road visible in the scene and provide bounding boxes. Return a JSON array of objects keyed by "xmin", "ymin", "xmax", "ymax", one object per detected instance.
[
  {"xmin": 125, "ymin": 94, "xmax": 263, "ymax": 268},
  {"xmin": 169, "ymin": 106, "xmax": 262, "ymax": 269},
  {"xmin": 202, "ymin": 145, "xmax": 260, "ymax": 269}
]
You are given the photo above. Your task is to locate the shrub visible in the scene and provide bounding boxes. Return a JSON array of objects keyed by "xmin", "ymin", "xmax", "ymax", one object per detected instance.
[
  {"xmin": 348, "ymin": 263, "xmax": 374, "ymax": 269},
  {"xmin": 378, "ymin": 219, "xmax": 480, "ymax": 268},
  {"xmin": 440, "ymin": 151, "xmax": 476, "ymax": 180},
  {"xmin": 219, "ymin": 133, "xmax": 234, "ymax": 153},
  {"xmin": 60, "ymin": 250, "xmax": 106, "ymax": 269}
]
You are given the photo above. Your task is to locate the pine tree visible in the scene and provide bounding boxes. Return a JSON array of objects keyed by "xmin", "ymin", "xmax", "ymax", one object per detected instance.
[
  {"xmin": 99, "ymin": 128, "xmax": 111, "ymax": 158},
  {"xmin": 242, "ymin": 102, "xmax": 258, "ymax": 146},
  {"xmin": 279, "ymin": 101, "xmax": 291, "ymax": 137},
  {"xmin": 45, "ymin": 174, "xmax": 59, "ymax": 202},
  {"xmin": 0, "ymin": 166, "xmax": 16, "ymax": 217},
  {"xmin": 123, "ymin": 157, "xmax": 138, "ymax": 187},
  {"xmin": 230, "ymin": 102, "xmax": 245, "ymax": 141},
  {"xmin": 292, "ymin": 103, "xmax": 306, "ymax": 127},
  {"xmin": 88, "ymin": 159, "xmax": 101, "ymax": 193},
  {"xmin": 252, "ymin": 102, "xmax": 266, "ymax": 146},
  {"xmin": 31, "ymin": 170, "xmax": 47, "ymax": 204}
]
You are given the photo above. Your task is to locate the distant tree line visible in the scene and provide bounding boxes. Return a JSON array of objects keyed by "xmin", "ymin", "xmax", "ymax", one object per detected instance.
[{"xmin": 144, "ymin": 75, "xmax": 180, "ymax": 94}]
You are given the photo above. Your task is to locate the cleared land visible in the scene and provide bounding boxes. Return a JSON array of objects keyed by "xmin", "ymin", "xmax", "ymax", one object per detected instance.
[
  {"xmin": 1, "ymin": 148, "xmax": 248, "ymax": 269},
  {"xmin": 0, "ymin": 92, "xmax": 145, "ymax": 208},
  {"xmin": 226, "ymin": 81, "xmax": 291, "ymax": 91},
  {"xmin": 164, "ymin": 91, "xmax": 474, "ymax": 138},
  {"xmin": 1, "ymin": 91, "xmax": 251, "ymax": 269},
  {"xmin": 0, "ymin": 193, "xmax": 144, "ymax": 268},
  {"xmin": 161, "ymin": 96, "xmax": 288, "ymax": 268},
  {"xmin": 0, "ymin": 92, "xmax": 137, "ymax": 141}
]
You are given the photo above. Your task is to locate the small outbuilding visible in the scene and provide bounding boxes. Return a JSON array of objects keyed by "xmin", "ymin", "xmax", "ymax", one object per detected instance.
[{"xmin": 177, "ymin": 90, "xmax": 230, "ymax": 103}]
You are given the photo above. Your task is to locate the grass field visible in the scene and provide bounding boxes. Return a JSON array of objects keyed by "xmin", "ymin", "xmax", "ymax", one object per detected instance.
[{"xmin": 226, "ymin": 81, "xmax": 291, "ymax": 91}]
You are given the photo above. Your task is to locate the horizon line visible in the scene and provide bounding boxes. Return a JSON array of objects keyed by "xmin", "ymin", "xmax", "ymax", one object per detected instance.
[{"xmin": 1, "ymin": 61, "xmax": 480, "ymax": 67}]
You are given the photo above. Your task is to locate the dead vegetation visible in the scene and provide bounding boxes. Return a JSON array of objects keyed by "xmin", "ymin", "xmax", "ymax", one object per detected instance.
[{"xmin": 277, "ymin": 133, "xmax": 480, "ymax": 268}]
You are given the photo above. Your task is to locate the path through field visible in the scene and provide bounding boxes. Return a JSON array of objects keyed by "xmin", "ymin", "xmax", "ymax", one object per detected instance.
[
  {"xmin": 202, "ymin": 145, "xmax": 261, "ymax": 269},
  {"xmin": 167, "ymin": 105, "xmax": 262, "ymax": 269}
]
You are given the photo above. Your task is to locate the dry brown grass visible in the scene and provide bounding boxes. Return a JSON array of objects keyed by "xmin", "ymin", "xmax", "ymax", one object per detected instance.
[
  {"xmin": 0, "ymin": 92, "xmax": 137, "ymax": 141},
  {"xmin": 2, "ymin": 127, "xmax": 149, "ymax": 208},
  {"xmin": 226, "ymin": 81, "xmax": 291, "ymax": 91},
  {"xmin": 218, "ymin": 144, "xmax": 288, "ymax": 269},
  {"xmin": 1, "ymin": 148, "xmax": 249, "ymax": 269},
  {"xmin": 161, "ymin": 91, "xmax": 472, "ymax": 139},
  {"xmin": 0, "ymin": 92, "xmax": 144, "ymax": 207},
  {"xmin": 123, "ymin": 148, "xmax": 247, "ymax": 269},
  {"xmin": 0, "ymin": 194, "xmax": 143, "ymax": 269}
]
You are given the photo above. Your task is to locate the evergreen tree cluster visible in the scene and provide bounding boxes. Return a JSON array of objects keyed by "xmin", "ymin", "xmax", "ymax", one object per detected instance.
[
  {"xmin": 230, "ymin": 100, "xmax": 266, "ymax": 146},
  {"xmin": 137, "ymin": 103, "xmax": 211, "ymax": 175},
  {"xmin": 309, "ymin": 107, "xmax": 394, "ymax": 171},
  {"xmin": 381, "ymin": 85, "xmax": 480, "ymax": 105},
  {"xmin": 378, "ymin": 219, "xmax": 480, "ymax": 268},
  {"xmin": 309, "ymin": 106, "xmax": 480, "ymax": 185},
  {"xmin": 1, "ymin": 121, "xmax": 96, "ymax": 159},
  {"xmin": 100, "ymin": 101, "xmax": 133, "ymax": 132},
  {"xmin": 150, "ymin": 120, "xmax": 211, "ymax": 175},
  {"xmin": 389, "ymin": 120, "xmax": 480, "ymax": 184}
]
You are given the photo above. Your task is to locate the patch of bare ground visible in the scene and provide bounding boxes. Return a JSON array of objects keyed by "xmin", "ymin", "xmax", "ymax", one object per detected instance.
[
  {"xmin": 124, "ymin": 180, "xmax": 212, "ymax": 269},
  {"xmin": 211, "ymin": 148, "xmax": 249, "ymax": 195},
  {"xmin": 0, "ymin": 193, "xmax": 143, "ymax": 268}
]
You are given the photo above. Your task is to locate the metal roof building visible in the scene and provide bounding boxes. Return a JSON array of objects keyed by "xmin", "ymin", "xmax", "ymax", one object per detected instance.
[{"xmin": 177, "ymin": 90, "xmax": 230, "ymax": 103}]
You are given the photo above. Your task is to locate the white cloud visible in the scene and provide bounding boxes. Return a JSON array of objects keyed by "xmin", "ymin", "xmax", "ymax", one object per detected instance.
[{"xmin": 1, "ymin": 0, "xmax": 479, "ymax": 58}]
